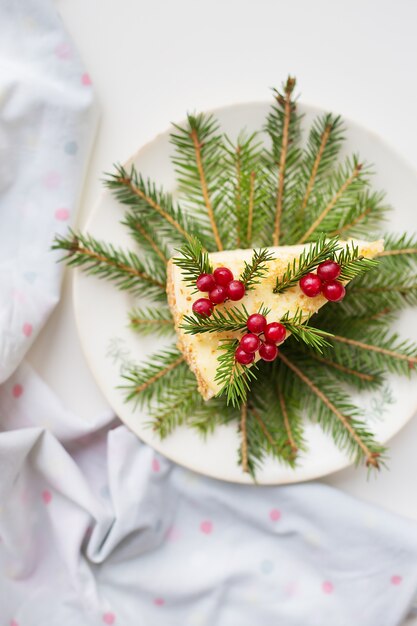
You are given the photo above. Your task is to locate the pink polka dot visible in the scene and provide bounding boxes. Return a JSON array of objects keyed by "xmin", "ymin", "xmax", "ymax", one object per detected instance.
[
  {"xmin": 284, "ymin": 581, "xmax": 297, "ymax": 597},
  {"xmin": 322, "ymin": 581, "xmax": 334, "ymax": 594},
  {"xmin": 55, "ymin": 208, "xmax": 70, "ymax": 221},
  {"xmin": 153, "ymin": 598, "xmax": 165, "ymax": 606},
  {"xmin": 43, "ymin": 171, "xmax": 61, "ymax": 189},
  {"xmin": 152, "ymin": 458, "xmax": 161, "ymax": 472},
  {"xmin": 102, "ymin": 613, "xmax": 116, "ymax": 625},
  {"xmin": 22, "ymin": 323, "xmax": 33, "ymax": 338},
  {"xmin": 42, "ymin": 490, "xmax": 52, "ymax": 505},
  {"xmin": 269, "ymin": 508, "xmax": 281, "ymax": 522},
  {"xmin": 82, "ymin": 73, "xmax": 92, "ymax": 86},
  {"xmin": 391, "ymin": 575, "xmax": 402, "ymax": 585},
  {"xmin": 165, "ymin": 525, "xmax": 181, "ymax": 542},
  {"xmin": 200, "ymin": 520, "xmax": 213, "ymax": 535},
  {"xmin": 55, "ymin": 42, "xmax": 71, "ymax": 59},
  {"xmin": 10, "ymin": 620, "xmax": 19, "ymax": 626},
  {"xmin": 12, "ymin": 384, "xmax": 24, "ymax": 398}
]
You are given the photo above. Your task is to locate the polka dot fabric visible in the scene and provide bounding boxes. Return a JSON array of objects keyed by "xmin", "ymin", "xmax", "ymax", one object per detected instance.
[{"xmin": 0, "ymin": 0, "xmax": 98, "ymax": 384}]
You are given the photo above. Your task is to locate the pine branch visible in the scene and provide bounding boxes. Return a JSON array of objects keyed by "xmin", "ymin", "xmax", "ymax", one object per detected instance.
[
  {"xmin": 298, "ymin": 157, "xmax": 365, "ymax": 243},
  {"xmin": 215, "ymin": 339, "xmax": 259, "ymax": 407},
  {"xmin": 52, "ymin": 230, "xmax": 166, "ymax": 301},
  {"xmin": 181, "ymin": 304, "xmax": 270, "ymax": 335},
  {"xmin": 240, "ymin": 403, "xmax": 249, "ymax": 472},
  {"xmin": 376, "ymin": 233, "xmax": 417, "ymax": 268},
  {"xmin": 129, "ymin": 307, "xmax": 174, "ymax": 337},
  {"xmin": 104, "ymin": 164, "xmax": 204, "ymax": 247},
  {"xmin": 171, "ymin": 113, "xmax": 227, "ymax": 250},
  {"xmin": 273, "ymin": 234, "xmax": 340, "ymax": 293},
  {"xmin": 121, "ymin": 347, "xmax": 186, "ymax": 407},
  {"xmin": 239, "ymin": 249, "xmax": 275, "ymax": 290},
  {"xmin": 345, "ymin": 272, "xmax": 417, "ymax": 316},
  {"xmin": 298, "ymin": 113, "xmax": 345, "ymax": 217},
  {"xmin": 122, "ymin": 211, "xmax": 169, "ymax": 264},
  {"xmin": 280, "ymin": 309, "xmax": 333, "ymax": 353},
  {"xmin": 335, "ymin": 242, "xmax": 379, "ymax": 281},
  {"xmin": 266, "ymin": 76, "xmax": 300, "ymax": 246},
  {"xmin": 278, "ymin": 351, "xmax": 385, "ymax": 468},
  {"xmin": 308, "ymin": 352, "xmax": 383, "ymax": 391},
  {"xmin": 327, "ymin": 190, "xmax": 388, "ymax": 239},
  {"xmin": 172, "ymin": 236, "xmax": 212, "ymax": 289}
]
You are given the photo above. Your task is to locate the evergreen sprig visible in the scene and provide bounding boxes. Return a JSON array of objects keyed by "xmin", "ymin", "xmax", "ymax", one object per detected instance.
[
  {"xmin": 172, "ymin": 236, "xmax": 212, "ymax": 288},
  {"xmin": 239, "ymin": 249, "xmax": 275, "ymax": 290},
  {"xmin": 335, "ymin": 242, "xmax": 379, "ymax": 281},
  {"xmin": 280, "ymin": 309, "xmax": 333, "ymax": 353},
  {"xmin": 273, "ymin": 234, "xmax": 340, "ymax": 293},
  {"xmin": 215, "ymin": 339, "xmax": 259, "ymax": 407},
  {"xmin": 53, "ymin": 230, "xmax": 166, "ymax": 301},
  {"xmin": 181, "ymin": 304, "xmax": 269, "ymax": 335},
  {"xmin": 129, "ymin": 306, "xmax": 175, "ymax": 336}
]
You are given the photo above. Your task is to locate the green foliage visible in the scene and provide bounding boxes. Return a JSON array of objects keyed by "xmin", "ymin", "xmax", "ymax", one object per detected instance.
[
  {"xmin": 172, "ymin": 236, "xmax": 212, "ymax": 289},
  {"xmin": 273, "ymin": 234, "xmax": 340, "ymax": 293},
  {"xmin": 280, "ymin": 309, "xmax": 333, "ymax": 353},
  {"xmin": 181, "ymin": 304, "xmax": 255, "ymax": 335},
  {"xmin": 129, "ymin": 306, "xmax": 175, "ymax": 337},
  {"xmin": 335, "ymin": 242, "xmax": 379, "ymax": 281},
  {"xmin": 214, "ymin": 339, "xmax": 259, "ymax": 407},
  {"xmin": 239, "ymin": 249, "xmax": 275, "ymax": 290},
  {"xmin": 52, "ymin": 230, "xmax": 166, "ymax": 301}
]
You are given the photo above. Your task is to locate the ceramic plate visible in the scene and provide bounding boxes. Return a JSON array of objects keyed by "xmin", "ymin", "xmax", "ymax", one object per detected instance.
[{"xmin": 73, "ymin": 102, "xmax": 417, "ymax": 484}]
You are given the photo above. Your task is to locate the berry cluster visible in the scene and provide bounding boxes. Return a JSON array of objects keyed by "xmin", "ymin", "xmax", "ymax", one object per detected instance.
[
  {"xmin": 299, "ymin": 260, "xmax": 345, "ymax": 302},
  {"xmin": 235, "ymin": 313, "xmax": 286, "ymax": 365},
  {"xmin": 192, "ymin": 267, "xmax": 246, "ymax": 317}
]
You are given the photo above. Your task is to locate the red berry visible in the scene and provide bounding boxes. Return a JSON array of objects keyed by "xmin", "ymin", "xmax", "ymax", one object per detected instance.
[
  {"xmin": 192, "ymin": 298, "xmax": 213, "ymax": 317},
  {"xmin": 322, "ymin": 280, "xmax": 346, "ymax": 302},
  {"xmin": 247, "ymin": 313, "xmax": 267, "ymax": 334},
  {"xmin": 259, "ymin": 342, "xmax": 278, "ymax": 362},
  {"xmin": 227, "ymin": 280, "xmax": 245, "ymax": 301},
  {"xmin": 317, "ymin": 260, "xmax": 341, "ymax": 282},
  {"xmin": 214, "ymin": 266, "xmax": 234, "ymax": 286},
  {"xmin": 235, "ymin": 347, "xmax": 255, "ymax": 365},
  {"xmin": 264, "ymin": 322, "xmax": 286, "ymax": 344},
  {"xmin": 239, "ymin": 333, "xmax": 261, "ymax": 354},
  {"xmin": 196, "ymin": 273, "xmax": 216, "ymax": 292},
  {"xmin": 209, "ymin": 285, "xmax": 227, "ymax": 304},
  {"xmin": 299, "ymin": 273, "xmax": 322, "ymax": 297}
]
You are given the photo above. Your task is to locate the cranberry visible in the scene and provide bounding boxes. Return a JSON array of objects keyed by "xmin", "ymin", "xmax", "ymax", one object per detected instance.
[
  {"xmin": 209, "ymin": 285, "xmax": 228, "ymax": 304},
  {"xmin": 227, "ymin": 280, "xmax": 245, "ymax": 301},
  {"xmin": 317, "ymin": 260, "xmax": 341, "ymax": 282},
  {"xmin": 322, "ymin": 280, "xmax": 346, "ymax": 302},
  {"xmin": 259, "ymin": 342, "xmax": 278, "ymax": 362},
  {"xmin": 299, "ymin": 273, "xmax": 322, "ymax": 297},
  {"xmin": 247, "ymin": 313, "xmax": 267, "ymax": 334},
  {"xmin": 192, "ymin": 298, "xmax": 213, "ymax": 317},
  {"xmin": 213, "ymin": 266, "xmax": 234, "ymax": 286},
  {"xmin": 239, "ymin": 333, "xmax": 261, "ymax": 354},
  {"xmin": 196, "ymin": 273, "xmax": 216, "ymax": 292},
  {"xmin": 235, "ymin": 347, "xmax": 255, "ymax": 365},
  {"xmin": 264, "ymin": 322, "xmax": 286, "ymax": 344}
]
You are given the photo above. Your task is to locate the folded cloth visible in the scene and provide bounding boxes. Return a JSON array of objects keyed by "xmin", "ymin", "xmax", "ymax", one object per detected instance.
[
  {"xmin": 0, "ymin": 0, "xmax": 98, "ymax": 382},
  {"xmin": 1, "ymin": 363, "xmax": 417, "ymax": 626}
]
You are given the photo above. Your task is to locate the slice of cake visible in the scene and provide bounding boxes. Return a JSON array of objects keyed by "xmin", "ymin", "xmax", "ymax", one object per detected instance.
[{"xmin": 167, "ymin": 239, "xmax": 383, "ymax": 400}]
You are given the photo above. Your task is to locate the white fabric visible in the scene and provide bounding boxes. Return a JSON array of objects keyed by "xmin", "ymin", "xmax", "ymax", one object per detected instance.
[
  {"xmin": 0, "ymin": 0, "xmax": 97, "ymax": 382},
  {"xmin": 2, "ymin": 1, "xmax": 417, "ymax": 625}
]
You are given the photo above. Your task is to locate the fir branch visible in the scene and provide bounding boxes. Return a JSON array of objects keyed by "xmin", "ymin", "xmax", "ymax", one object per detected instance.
[
  {"xmin": 376, "ymin": 233, "xmax": 417, "ymax": 268},
  {"xmin": 239, "ymin": 249, "xmax": 275, "ymax": 290},
  {"xmin": 327, "ymin": 190, "xmax": 388, "ymax": 239},
  {"xmin": 181, "ymin": 304, "xmax": 270, "ymax": 335},
  {"xmin": 273, "ymin": 234, "xmax": 340, "ymax": 293},
  {"xmin": 277, "ymin": 384, "xmax": 299, "ymax": 459},
  {"xmin": 215, "ymin": 339, "xmax": 259, "ymax": 407},
  {"xmin": 308, "ymin": 352, "xmax": 382, "ymax": 390},
  {"xmin": 52, "ymin": 230, "xmax": 166, "ymax": 300},
  {"xmin": 280, "ymin": 309, "xmax": 333, "ymax": 353},
  {"xmin": 298, "ymin": 157, "xmax": 365, "ymax": 243},
  {"xmin": 346, "ymin": 273, "xmax": 417, "ymax": 314},
  {"xmin": 104, "ymin": 164, "xmax": 195, "ymax": 245},
  {"xmin": 122, "ymin": 211, "xmax": 169, "ymax": 264},
  {"xmin": 172, "ymin": 236, "xmax": 212, "ymax": 289},
  {"xmin": 240, "ymin": 403, "xmax": 249, "ymax": 473},
  {"xmin": 121, "ymin": 347, "xmax": 186, "ymax": 407},
  {"xmin": 299, "ymin": 113, "xmax": 345, "ymax": 217},
  {"xmin": 266, "ymin": 76, "xmax": 300, "ymax": 246},
  {"xmin": 278, "ymin": 351, "xmax": 385, "ymax": 468},
  {"xmin": 129, "ymin": 307, "xmax": 174, "ymax": 337},
  {"xmin": 171, "ymin": 113, "xmax": 227, "ymax": 250},
  {"xmin": 335, "ymin": 242, "xmax": 379, "ymax": 282}
]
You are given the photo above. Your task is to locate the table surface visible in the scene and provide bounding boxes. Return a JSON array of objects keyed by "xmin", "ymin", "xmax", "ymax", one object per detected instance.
[{"xmin": 29, "ymin": 2, "xmax": 417, "ymax": 618}]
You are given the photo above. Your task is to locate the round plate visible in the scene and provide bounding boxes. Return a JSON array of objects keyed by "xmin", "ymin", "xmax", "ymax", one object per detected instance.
[{"xmin": 73, "ymin": 101, "xmax": 417, "ymax": 484}]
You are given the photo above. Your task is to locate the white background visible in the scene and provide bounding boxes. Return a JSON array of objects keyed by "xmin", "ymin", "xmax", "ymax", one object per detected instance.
[{"xmin": 29, "ymin": 1, "xmax": 417, "ymax": 615}]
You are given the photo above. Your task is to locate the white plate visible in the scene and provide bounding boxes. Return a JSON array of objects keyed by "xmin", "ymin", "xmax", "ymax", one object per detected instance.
[{"xmin": 73, "ymin": 101, "xmax": 417, "ymax": 484}]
